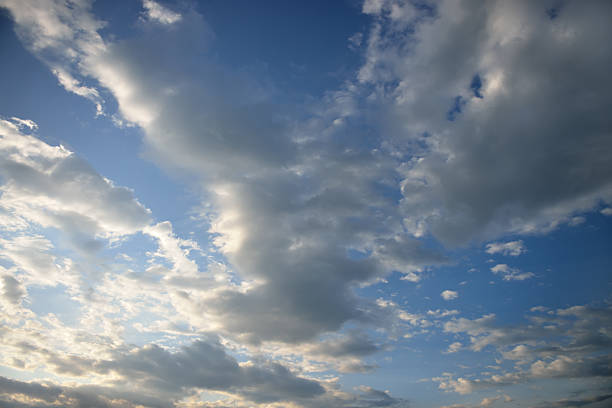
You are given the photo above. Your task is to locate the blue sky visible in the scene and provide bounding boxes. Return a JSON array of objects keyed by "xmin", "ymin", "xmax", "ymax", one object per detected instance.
[{"xmin": 0, "ymin": 1, "xmax": 611, "ymax": 407}]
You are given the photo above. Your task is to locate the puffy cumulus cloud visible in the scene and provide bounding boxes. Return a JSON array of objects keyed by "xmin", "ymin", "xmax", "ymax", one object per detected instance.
[
  {"xmin": 479, "ymin": 396, "xmax": 500, "ymax": 407},
  {"xmin": 360, "ymin": 0, "xmax": 612, "ymax": 245},
  {"xmin": 441, "ymin": 290, "xmax": 458, "ymax": 301},
  {"xmin": 141, "ymin": 0, "xmax": 182, "ymax": 25},
  {"xmin": 0, "ymin": 118, "xmax": 151, "ymax": 250},
  {"xmin": 427, "ymin": 309, "xmax": 459, "ymax": 318},
  {"xmin": 438, "ymin": 305, "xmax": 612, "ymax": 394},
  {"xmin": 433, "ymin": 374, "xmax": 475, "ymax": 395},
  {"xmin": 0, "ymin": 117, "xmax": 153, "ymax": 299},
  {"xmin": 489, "ymin": 264, "xmax": 534, "ymax": 281},
  {"xmin": 445, "ymin": 342, "xmax": 462, "ymax": 354},
  {"xmin": 485, "ymin": 240, "xmax": 526, "ymax": 257}
]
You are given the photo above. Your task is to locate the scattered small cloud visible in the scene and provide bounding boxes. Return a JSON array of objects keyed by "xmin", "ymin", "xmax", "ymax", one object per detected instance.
[
  {"xmin": 485, "ymin": 240, "xmax": 526, "ymax": 257},
  {"xmin": 445, "ymin": 342, "xmax": 462, "ymax": 354},
  {"xmin": 490, "ymin": 264, "xmax": 534, "ymax": 281},
  {"xmin": 142, "ymin": 0, "xmax": 182, "ymax": 25},
  {"xmin": 348, "ymin": 32, "xmax": 363, "ymax": 51},
  {"xmin": 441, "ymin": 290, "xmax": 458, "ymax": 301}
]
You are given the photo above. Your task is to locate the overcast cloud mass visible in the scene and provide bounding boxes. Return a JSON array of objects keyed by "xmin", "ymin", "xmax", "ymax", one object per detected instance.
[{"xmin": 0, "ymin": 0, "xmax": 610, "ymax": 407}]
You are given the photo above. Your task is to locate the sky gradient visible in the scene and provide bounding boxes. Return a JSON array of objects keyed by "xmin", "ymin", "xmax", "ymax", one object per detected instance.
[{"xmin": 0, "ymin": 1, "xmax": 611, "ymax": 407}]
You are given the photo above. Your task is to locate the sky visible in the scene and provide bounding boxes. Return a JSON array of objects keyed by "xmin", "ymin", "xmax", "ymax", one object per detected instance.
[{"xmin": 0, "ymin": 0, "xmax": 611, "ymax": 407}]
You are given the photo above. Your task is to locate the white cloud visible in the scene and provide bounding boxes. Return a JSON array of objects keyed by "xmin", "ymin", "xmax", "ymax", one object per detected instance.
[
  {"xmin": 52, "ymin": 67, "xmax": 104, "ymax": 114},
  {"xmin": 142, "ymin": 0, "xmax": 182, "ymax": 25},
  {"xmin": 427, "ymin": 309, "xmax": 459, "ymax": 318},
  {"xmin": 441, "ymin": 290, "xmax": 458, "ymax": 301},
  {"xmin": 434, "ymin": 374, "xmax": 474, "ymax": 395},
  {"xmin": 0, "ymin": 0, "xmax": 106, "ymax": 114},
  {"xmin": 445, "ymin": 342, "xmax": 462, "ymax": 354},
  {"xmin": 485, "ymin": 240, "xmax": 526, "ymax": 256},
  {"xmin": 9, "ymin": 117, "xmax": 37, "ymax": 130},
  {"xmin": 490, "ymin": 264, "xmax": 534, "ymax": 281},
  {"xmin": 0, "ymin": 118, "xmax": 152, "ymax": 246},
  {"xmin": 480, "ymin": 396, "xmax": 500, "ymax": 407}
]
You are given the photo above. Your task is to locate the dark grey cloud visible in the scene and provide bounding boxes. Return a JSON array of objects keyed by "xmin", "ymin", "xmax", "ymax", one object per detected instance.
[
  {"xmin": 0, "ymin": 376, "xmax": 63, "ymax": 403},
  {"xmin": 1, "ymin": 275, "xmax": 24, "ymax": 304},
  {"xmin": 309, "ymin": 331, "xmax": 381, "ymax": 358},
  {"xmin": 100, "ymin": 339, "xmax": 325, "ymax": 403},
  {"xmin": 0, "ymin": 375, "xmax": 170, "ymax": 408},
  {"xmin": 362, "ymin": 0, "xmax": 612, "ymax": 245},
  {"xmin": 2, "ymin": 338, "xmax": 325, "ymax": 406},
  {"xmin": 531, "ymin": 393, "xmax": 612, "ymax": 408}
]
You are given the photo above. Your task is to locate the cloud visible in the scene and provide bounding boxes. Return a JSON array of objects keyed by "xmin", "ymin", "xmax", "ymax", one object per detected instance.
[
  {"xmin": 485, "ymin": 240, "xmax": 526, "ymax": 256},
  {"xmin": 142, "ymin": 0, "xmax": 182, "ymax": 25},
  {"xmin": 479, "ymin": 396, "xmax": 499, "ymax": 407},
  {"xmin": 0, "ymin": 275, "xmax": 25, "ymax": 305},
  {"xmin": 445, "ymin": 342, "xmax": 462, "ymax": 354},
  {"xmin": 441, "ymin": 290, "xmax": 458, "ymax": 301},
  {"xmin": 490, "ymin": 264, "xmax": 534, "ymax": 281},
  {"xmin": 361, "ymin": 0, "xmax": 612, "ymax": 245},
  {"xmin": 100, "ymin": 339, "xmax": 325, "ymax": 404},
  {"xmin": 427, "ymin": 309, "xmax": 459, "ymax": 318},
  {"xmin": 0, "ymin": 340, "xmax": 409, "ymax": 407},
  {"xmin": 0, "ymin": 338, "xmax": 326, "ymax": 406},
  {"xmin": 0, "ymin": 117, "xmax": 151, "ymax": 264},
  {"xmin": 438, "ymin": 305, "xmax": 612, "ymax": 394},
  {"xmin": 532, "ymin": 393, "xmax": 612, "ymax": 408},
  {"xmin": 307, "ymin": 331, "xmax": 381, "ymax": 358},
  {"xmin": 0, "ymin": 0, "xmax": 106, "ymax": 114}
]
